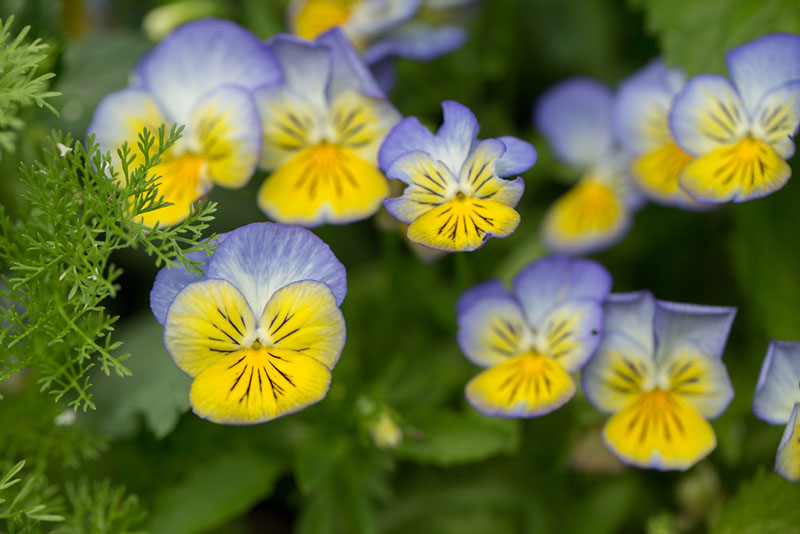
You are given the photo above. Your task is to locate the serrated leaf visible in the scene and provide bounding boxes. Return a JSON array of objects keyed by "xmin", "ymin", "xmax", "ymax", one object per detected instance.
[
  {"xmin": 711, "ymin": 470, "xmax": 800, "ymax": 534},
  {"xmin": 395, "ymin": 409, "xmax": 519, "ymax": 465}
]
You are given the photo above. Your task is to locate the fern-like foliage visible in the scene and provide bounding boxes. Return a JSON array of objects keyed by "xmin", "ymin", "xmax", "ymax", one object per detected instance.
[
  {"xmin": 0, "ymin": 126, "xmax": 218, "ymax": 411},
  {"xmin": 0, "ymin": 16, "xmax": 59, "ymax": 158},
  {"xmin": 0, "ymin": 460, "xmax": 64, "ymax": 534}
]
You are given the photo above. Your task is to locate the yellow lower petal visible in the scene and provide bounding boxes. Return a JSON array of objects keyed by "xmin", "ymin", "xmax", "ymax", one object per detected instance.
[
  {"xmin": 138, "ymin": 151, "xmax": 211, "ymax": 227},
  {"xmin": 293, "ymin": 0, "xmax": 352, "ymax": 41},
  {"xmin": 189, "ymin": 346, "xmax": 331, "ymax": 424},
  {"xmin": 465, "ymin": 351, "xmax": 576, "ymax": 417},
  {"xmin": 776, "ymin": 406, "xmax": 800, "ymax": 482},
  {"xmin": 542, "ymin": 180, "xmax": 627, "ymax": 252},
  {"xmin": 258, "ymin": 143, "xmax": 389, "ymax": 226},
  {"xmin": 406, "ymin": 195, "xmax": 520, "ymax": 252},
  {"xmin": 679, "ymin": 138, "xmax": 791, "ymax": 202},
  {"xmin": 632, "ymin": 143, "xmax": 695, "ymax": 205},
  {"xmin": 603, "ymin": 389, "xmax": 716, "ymax": 470}
]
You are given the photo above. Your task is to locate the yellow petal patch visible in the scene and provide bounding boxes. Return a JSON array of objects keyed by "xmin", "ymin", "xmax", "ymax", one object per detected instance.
[
  {"xmin": 259, "ymin": 89, "xmax": 318, "ymax": 170},
  {"xmin": 542, "ymin": 180, "xmax": 626, "ymax": 250},
  {"xmin": 466, "ymin": 351, "xmax": 576, "ymax": 417},
  {"xmin": 192, "ymin": 103, "xmax": 254, "ymax": 189},
  {"xmin": 603, "ymin": 389, "xmax": 716, "ymax": 470},
  {"xmin": 587, "ymin": 344, "xmax": 655, "ymax": 413},
  {"xmin": 776, "ymin": 411, "xmax": 800, "ymax": 482},
  {"xmin": 632, "ymin": 143, "xmax": 695, "ymax": 205},
  {"xmin": 165, "ymin": 279, "xmax": 257, "ymax": 377},
  {"xmin": 293, "ymin": 0, "xmax": 353, "ymax": 41},
  {"xmin": 138, "ymin": 152, "xmax": 211, "ymax": 227},
  {"xmin": 189, "ymin": 346, "xmax": 331, "ymax": 424},
  {"xmin": 407, "ymin": 196, "xmax": 520, "ymax": 252},
  {"xmin": 260, "ymin": 280, "xmax": 345, "ymax": 369},
  {"xmin": 330, "ymin": 90, "xmax": 399, "ymax": 163},
  {"xmin": 679, "ymin": 138, "xmax": 791, "ymax": 202},
  {"xmin": 258, "ymin": 143, "xmax": 389, "ymax": 225}
]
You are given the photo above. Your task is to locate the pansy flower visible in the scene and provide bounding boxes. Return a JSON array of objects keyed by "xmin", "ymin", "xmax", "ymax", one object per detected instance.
[
  {"xmin": 456, "ymin": 256, "xmax": 610, "ymax": 417},
  {"xmin": 669, "ymin": 33, "xmax": 800, "ymax": 202},
  {"xmin": 287, "ymin": 0, "xmax": 469, "ymax": 70},
  {"xmin": 753, "ymin": 341, "xmax": 800, "ymax": 481},
  {"xmin": 150, "ymin": 223, "xmax": 347, "ymax": 424},
  {"xmin": 613, "ymin": 60, "xmax": 697, "ymax": 208},
  {"xmin": 582, "ymin": 291, "xmax": 736, "ymax": 470},
  {"xmin": 380, "ymin": 100, "xmax": 536, "ymax": 252},
  {"xmin": 535, "ymin": 79, "xmax": 643, "ymax": 254},
  {"xmin": 256, "ymin": 29, "xmax": 400, "ymax": 226},
  {"xmin": 89, "ymin": 19, "xmax": 280, "ymax": 227}
]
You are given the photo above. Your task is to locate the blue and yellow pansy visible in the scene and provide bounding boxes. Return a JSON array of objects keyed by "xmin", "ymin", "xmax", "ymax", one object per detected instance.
[
  {"xmin": 456, "ymin": 257, "xmax": 610, "ymax": 417},
  {"xmin": 669, "ymin": 33, "xmax": 800, "ymax": 202},
  {"xmin": 753, "ymin": 341, "xmax": 800, "ymax": 482},
  {"xmin": 380, "ymin": 100, "xmax": 536, "ymax": 252},
  {"xmin": 256, "ymin": 29, "xmax": 400, "ymax": 226},
  {"xmin": 150, "ymin": 223, "xmax": 347, "ymax": 424},
  {"xmin": 89, "ymin": 19, "xmax": 280, "ymax": 227},
  {"xmin": 535, "ymin": 79, "xmax": 642, "ymax": 254},
  {"xmin": 613, "ymin": 60, "xmax": 697, "ymax": 208},
  {"xmin": 582, "ymin": 291, "xmax": 736, "ymax": 470}
]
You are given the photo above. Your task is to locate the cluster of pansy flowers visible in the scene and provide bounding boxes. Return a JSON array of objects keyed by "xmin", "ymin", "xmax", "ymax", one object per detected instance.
[
  {"xmin": 88, "ymin": 15, "xmax": 800, "ymax": 481},
  {"xmin": 535, "ymin": 33, "xmax": 800, "ymax": 255}
]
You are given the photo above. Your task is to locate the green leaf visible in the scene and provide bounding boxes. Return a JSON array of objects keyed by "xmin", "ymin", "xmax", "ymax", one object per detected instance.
[
  {"xmin": 148, "ymin": 451, "xmax": 282, "ymax": 534},
  {"xmin": 395, "ymin": 409, "xmax": 519, "ymax": 465},
  {"xmin": 91, "ymin": 312, "xmax": 191, "ymax": 439},
  {"xmin": 711, "ymin": 470, "xmax": 800, "ymax": 534},
  {"xmin": 295, "ymin": 429, "xmax": 348, "ymax": 494},
  {"xmin": 632, "ymin": 0, "xmax": 800, "ymax": 75}
]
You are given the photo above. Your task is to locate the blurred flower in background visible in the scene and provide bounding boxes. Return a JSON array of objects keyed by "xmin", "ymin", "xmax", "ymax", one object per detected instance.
[
  {"xmin": 88, "ymin": 19, "xmax": 279, "ymax": 227},
  {"xmin": 753, "ymin": 341, "xmax": 800, "ymax": 481},
  {"xmin": 582, "ymin": 291, "xmax": 736, "ymax": 470},
  {"xmin": 457, "ymin": 256, "xmax": 609, "ymax": 417}
]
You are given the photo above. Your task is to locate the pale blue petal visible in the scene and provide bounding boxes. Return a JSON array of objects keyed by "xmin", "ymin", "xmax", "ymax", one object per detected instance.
[
  {"xmin": 538, "ymin": 298, "xmax": 603, "ymax": 372},
  {"xmin": 457, "ymin": 279, "xmax": 509, "ymax": 316},
  {"xmin": 363, "ymin": 23, "xmax": 466, "ymax": 64},
  {"xmin": 751, "ymin": 79, "xmax": 800, "ymax": 159},
  {"xmin": 379, "ymin": 116, "xmax": 438, "ymax": 170},
  {"xmin": 753, "ymin": 341, "xmax": 800, "ymax": 425},
  {"xmin": 602, "ymin": 291, "xmax": 656, "ymax": 357},
  {"xmin": 267, "ymin": 33, "xmax": 331, "ymax": 108},
  {"xmin": 317, "ymin": 28, "xmax": 384, "ymax": 100},
  {"xmin": 456, "ymin": 292, "xmax": 531, "ymax": 368},
  {"xmin": 653, "ymin": 299, "xmax": 736, "ymax": 362},
  {"xmin": 436, "ymin": 100, "xmax": 480, "ymax": 175},
  {"xmin": 494, "ymin": 136, "xmax": 537, "ymax": 177}
]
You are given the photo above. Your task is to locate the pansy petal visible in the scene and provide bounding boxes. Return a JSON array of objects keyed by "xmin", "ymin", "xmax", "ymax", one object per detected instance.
[
  {"xmin": 751, "ymin": 80, "xmax": 800, "ymax": 159},
  {"xmin": 465, "ymin": 352, "xmax": 576, "ymax": 417},
  {"xmin": 329, "ymin": 89, "xmax": 400, "ymax": 163},
  {"xmin": 436, "ymin": 100, "xmax": 480, "ymax": 174},
  {"xmin": 150, "ymin": 233, "xmax": 228, "ymax": 326},
  {"xmin": 206, "ymin": 223, "xmax": 347, "ymax": 316},
  {"xmin": 164, "ymin": 279, "xmax": 257, "ymax": 377},
  {"xmin": 378, "ymin": 116, "xmax": 439, "ymax": 170},
  {"xmin": 255, "ymin": 86, "xmax": 319, "ymax": 170},
  {"xmin": 614, "ymin": 74, "xmax": 678, "ymax": 154},
  {"xmin": 289, "ymin": 0, "xmax": 352, "ymax": 41},
  {"xmin": 669, "ymin": 75, "xmax": 748, "ymax": 157},
  {"xmin": 538, "ymin": 298, "xmax": 603, "ymax": 372},
  {"xmin": 582, "ymin": 331, "xmax": 656, "ymax": 413},
  {"xmin": 384, "ymin": 151, "xmax": 457, "ymax": 222},
  {"xmin": 456, "ymin": 279, "xmax": 509, "ymax": 316},
  {"xmin": 603, "ymin": 291, "xmax": 656, "ymax": 354},
  {"xmin": 534, "ymin": 78, "xmax": 614, "ymax": 168},
  {"xmin": 631, "ymin": 143, "xmax": 695, "ymax": 207},
  {"xmin": 189, "ymin": 346, "xmax": 331, "ymax": 424},
  {"xmin": 494, "ymin": 136, "xmax": 537, "ymax": 177},
  {"xmin": 512, "ymin": 256, "xmax": 612, "ymax": 327},
  {"xmin": 260, "ymin": 280, "xmax": 346, "ymax": 369},
  {"xmin": 776, "ymin": 403, "xmax": 800, "ymax": 482},
  {"xmin": 406, "ymin": 197, "xmax": 520, "ymax": 252},
  {"xmin": 267, "ymin": 34, "xmax": 331, "ymax": 108},
  {"xmin": 540, "ymin": 179, "xmax": 631, "ymax": 255},
  {"xmin": 603, "ymin": 390, "xmax": 716, "ymax": 470},
  {"xmin": 657, "ymin": 343, "xmax": 734, "ymax": 419},
  {"xmin": 258, "ymin": 144, "xmax": 389, "ymax": 226},
  {"xmin": 726, "ymin": 33, "xmax": 800, "ymax": 116},
  {"xmin": 679, "ymin": 138, "xmax": 791, "ymax": 203},
  {"xmin": 653, "ymin": 300, "xmax": 736, "ymax": 362},
  {"xmin": 363, "ymin": 23, "xmax": 466, "ymax": 64},
  {"xmin": 189, "ymin": 86, "xmax": 261, "ymax": 189},
  {"xmin": 136, "ymin": 19, "xmax": 281, "ymax": 124},
  {"xmin": 317, "ymin": 28, "xmax": 384, "ymax": 100},
  {"xmin": 87, "ymin": 88, "xmax": 168, "ymax": 170},
  {"xmin": 753, "ymin": 341, "xmax": 800, "ymax": 425},
  {"xmin": 456, "ymin": 293, "xmax": 530, "ymax": 367},
  {"xmin": 459, "ymin": 139, "xmax": 525, "ymax": 205}
]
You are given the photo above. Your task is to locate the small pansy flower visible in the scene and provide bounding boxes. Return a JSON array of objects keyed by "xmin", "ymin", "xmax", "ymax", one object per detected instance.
[
  {"xmin": 89, "ymin": 19, "xmax": 280, "ymax": 227},
  {"xmin": 456, "ymin": 257, "xmax": 610, "ymax": 417},
  {"xmin": 582, "ymin": 291, "xmax": 736, "ymax": 470},
  {"xmin": 150, "ymin": 223, "xmax": 347, "ymax": 424},
  {"xmin": 535, "ymin": 79, "xmax": 643, "ymax": 254},
  {"xmin": 613, "ymin": 60, "xmax": 697, "ymax": 208},
  {"xmin": 669, "ymin": 33, "xmax": 800, "ymax": 203},
  {"xmin": 256, "ymin": 29, "xmax": 400, "ymax": 226},
  {"xmin": 752, "ymin": 341, "xmax": 800, "ymax": 481},
  {"xmin": 380, "ymin": 100, "xmax": 536, "ymax": 252}
]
